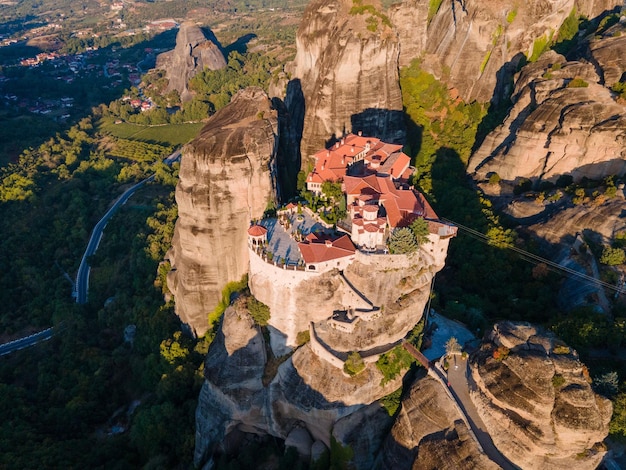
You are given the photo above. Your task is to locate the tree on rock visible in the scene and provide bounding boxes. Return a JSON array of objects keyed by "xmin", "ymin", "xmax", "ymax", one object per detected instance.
[
  {"xmin": 410, "ymin": 218, "xmax": 431, "ymax": 245},
  {"xmin": 388, "ymin": 227, "xmax": 418, "ymax": 254}
]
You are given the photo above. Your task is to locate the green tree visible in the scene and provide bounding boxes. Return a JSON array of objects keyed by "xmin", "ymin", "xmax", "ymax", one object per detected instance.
[
  {"xmin": 600, "ymin": 246, "xmax": 625, "ymax": 266},
  {"xmin": 445, "ymin": 336, "xmax": 461, "ymax": 355},
  {"xmin": 388, "ymin": 227, "xmax": 419, "ymax": 254},
  {"xmin": 343, "ymin": 351, "xmax": 366, "ymax": 376},
  {"xmin": 410, "ymin": 218, "xmax": 431, "ymax": 245}
]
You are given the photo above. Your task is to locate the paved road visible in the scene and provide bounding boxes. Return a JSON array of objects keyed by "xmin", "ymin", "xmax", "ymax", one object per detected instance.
[
  {"xmin": 75, "ymin": 175, "xmax": 154, "ymax": 303},
  {"xmin": 446, "ymin": 355, "xmax": 519, "ymax": 470},
  {"xmin": 0, "ymin": 327, "xmax": 55, "ymax": 356}
]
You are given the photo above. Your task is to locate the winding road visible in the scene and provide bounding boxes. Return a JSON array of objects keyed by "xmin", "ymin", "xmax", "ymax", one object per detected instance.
[
  {"xmin": 75, "ymin": 175, "xmax": 155, "ymax": 303},
  {"xmin": 0, "ymin": 327, "xmax": 55, "ymax": 356}
]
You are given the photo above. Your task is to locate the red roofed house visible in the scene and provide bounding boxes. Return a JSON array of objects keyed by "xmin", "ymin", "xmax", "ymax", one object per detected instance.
[
  {"xmin": 298, "ymin": 233, "xmax": 356, "ymax": 272},
  {"xmin": 306, "ymin": 132, "xmax": 413, "ymax": 194}
]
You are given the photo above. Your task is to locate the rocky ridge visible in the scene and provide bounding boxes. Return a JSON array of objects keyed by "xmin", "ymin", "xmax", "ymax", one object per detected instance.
[
  {"xmin": 468, "ymin": 46, "xmax": 626, "ymax": 187},
  {"xmin": 167, "ymin": 88, "xmax": 277, "ymax": 336},
  {"xmin": 291, "ymin": 0, "xmax": 406, "ymax": 160},
  {"xmin": 156, "ymin": 22, "xmax": 226, "ymax": 102},
  {"xmin": 390, "ymin": 0, "xmax": 621, "ymax": 103},
  {"xmin": 469, "ymin": 321, "xmax": 612, "ymax": 469},
  {"xmin": 195, "ymin": 301, "xmax": 403, "ymax": 469},
  {"xmin": 376, "ymin": 372, "xmax": 498, "ymax": 469}
]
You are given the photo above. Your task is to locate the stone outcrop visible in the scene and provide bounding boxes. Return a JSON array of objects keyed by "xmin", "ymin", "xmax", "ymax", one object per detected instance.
[
  {"xmin": 167, "ymin": 87, "xmax": 277, "ymax": 336},
  {"xmin": 469, "ymin": 321, "xmax": 612, "ymax": 469},
  {"xmin": 292, "ymin": 0, "xmax": 405, "ymax": 160},
  {"xmin": 468, "ymin": 49, "xmax": 626, "ymax": 187},
  {"xmin": 376, "ymin": 372, "xmax": 497, "ymax": 469},
  {"xmin": 249, "ymin": 238, "xmax": 451, "ymax": 355},
  {"xmin": 156, "ymin": 22, "xmax": 226, "ymax": 102},
  {"xmin": 194, "ymin": 300, "xmax": 403, "ymax": 469},
  {"xmin": 389, "ymin": 0, "xmax": 621, "ymax": 103}
]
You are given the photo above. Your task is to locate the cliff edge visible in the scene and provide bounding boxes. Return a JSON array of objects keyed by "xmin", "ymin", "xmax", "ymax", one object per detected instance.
[{"xmin": 167, "ymin": 87, "xmax": 277, "ymax": 336}]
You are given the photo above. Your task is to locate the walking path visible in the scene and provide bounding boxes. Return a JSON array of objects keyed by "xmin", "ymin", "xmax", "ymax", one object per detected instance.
[{"xmin": 446, "ymin": 354, "xmax": 519, "ymax": 470}]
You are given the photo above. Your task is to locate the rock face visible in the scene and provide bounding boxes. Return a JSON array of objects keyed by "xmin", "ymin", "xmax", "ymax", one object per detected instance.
[
  {"xmin": 376, "ymin": 372, "xmax": 497, "ymax": 470},
  {"xmin": 389, "ymin": 0, "xmax": 621, "ymax": 103},
  {"xmin": 194, "ymin": 301, "xmax": 402, "ymax": 469},
  {"xmin": 469, "ymin": 321, "xmax": 612, "ymax": 469},
  {"xmin": 292, "ymin": 0, "xmax": 406, "ymax": 160},
  {"xmin": 249, "ymin": 237, "xmax": 451, "ymax": 354},
  {"xmin": 156, "ymin": 22, "xmax": 227, "ymax": 102},
  {"xmin": 468, "ymin": 49, "xmax": 626, "ymax": 187},
  {"xmin": 167, "ymin": 88, "xmax": 277, "ymax": 336}
]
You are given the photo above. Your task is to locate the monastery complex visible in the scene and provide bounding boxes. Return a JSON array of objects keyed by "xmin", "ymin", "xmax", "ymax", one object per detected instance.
[{"xmin": 247, "ymin": 133, "xmax": 457, "ymax": 275}]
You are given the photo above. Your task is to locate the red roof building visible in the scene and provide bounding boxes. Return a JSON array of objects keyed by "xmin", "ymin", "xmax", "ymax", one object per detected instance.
[
  {"xmin": 306, "ymin": 133, "xmax": 413, "ymax": 194},
  {"xmin": 298, "ymin": 234, "xmax": 356, "ymax": 271}
]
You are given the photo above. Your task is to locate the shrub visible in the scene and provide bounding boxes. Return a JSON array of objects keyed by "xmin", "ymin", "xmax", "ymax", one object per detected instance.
[
  {"xmin": 600, "ymin": 246, "xmax": 626, "ymax": 266},
  {"xmin": 567, "ymin": 77, "xmax": 589, "ymax": 88},
  {"xmin": 247, "ymin": 296, "xmax": 270, "ymax": 326},
  {"xmin": 594, "ymin": 371, "xmax": 619, "ymax": 397},
  {"xmin": 427, "ymin": 0, "xmax": 444, "ymax": 23},
  {"xmin": 376, "ymin": 345, "xmax": 415, "ymax": 384},
  {"xmin": 552, "ymin": 344, "xmax": 571, "ymax": 354},
  {"xmin": 379, "ymin": 387, "xmax": 402, "ymax": 416},
  {"xmin": 506, "ymin": 8, "xmax": 518, "ymax": 24},
  {"xmin": 513, "ymin": 178, "xmax": 532, "ymax": 195},
  {"xmin": 556, "ymin": 174, "xmax": 573, "ymax": 188},
  {"xmin": 296, "ymin": 330, "xmax": 310, "ymax": 346},
  {"xmin": 552, "ymin": 373, "xmax": 566, "ymax": 388},
  {"xmin": 344, "ymin": 351, "xmax": 366, "ymax": 376},
  {"xmin": 492, "ymin": 345, "xmax": 510, "ymax": 361},
  {"xmin": 488, "ymin": 172, "xmax": 501, "ymax": 184}
]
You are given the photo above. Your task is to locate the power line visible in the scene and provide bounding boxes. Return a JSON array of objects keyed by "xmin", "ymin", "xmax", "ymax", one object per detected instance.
[{"xmin": 440, "ymin": 217, "xmax": 621, "ymax": 293}]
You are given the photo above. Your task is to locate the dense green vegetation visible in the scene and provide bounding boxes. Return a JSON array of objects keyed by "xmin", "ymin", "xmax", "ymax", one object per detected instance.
[
  {"xmin": 400, "ymin": 60, "xmax": 486, "ymax": 193},
  {"xmin": 98, "ymin": 121, "xmax": 205, "ymax": 147},
  {"xmin": 0, "ymin": 109, "xmax": 208, "ymax": 467}
]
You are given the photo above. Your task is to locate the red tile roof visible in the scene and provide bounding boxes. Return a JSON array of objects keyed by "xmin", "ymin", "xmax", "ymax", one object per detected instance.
[
  {"xmin": 298, "ymin": 234, "xmax": 356, "ymax": 264},
  {"xmin": 248, "ymin": 225, "xmax": 268, "ymax": 237}
]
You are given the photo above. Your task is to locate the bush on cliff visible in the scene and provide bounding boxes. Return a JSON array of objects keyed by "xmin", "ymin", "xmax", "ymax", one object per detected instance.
[
  {"xmin": 248, "ymin": 296, "xmax": 270, "ymax": 326},
  {"xmin": 344, "ymin": 351, "xmax": 366, "ymax": 376}
]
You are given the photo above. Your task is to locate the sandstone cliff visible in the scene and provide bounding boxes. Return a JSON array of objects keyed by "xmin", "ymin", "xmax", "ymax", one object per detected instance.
[
  {"xmin": 376, "ymin": 372, "xmax": 498, "ymax": 470},
  {"xmin": 469, "ymin": 321, "xmax": 612, "ymax": 469},
  {"xmin": 167, "ymin": 88, "xmax": 277, "ymax": 336},
  {"xmin": 156, "ymin": 22, "xmax": 226, "ymax": 102},
  {"xmin": 468, "ymin": 48, "xmax": 626, "ymax": 187},
  {"xmin": 249, "ymin": 240, "xmax": 450, "ymax": 355},
  {"xmin": 292, "ymin": 0, "xmax": 405, "ymax": 160},
  {"xmin": 389, "ymin": 0, "xmax": 621, "ymax": 103},
  {"xmin": 195, "ymin": 300, "xmax": 403, "ymax": 469}
]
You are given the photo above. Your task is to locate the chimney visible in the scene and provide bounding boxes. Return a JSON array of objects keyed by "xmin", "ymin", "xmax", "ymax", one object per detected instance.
[
  {"xmin": 351, "ymin": 145, "xmax": 355, "ymax": 153},
  {"xmin": 341, "ymin": 138, "xmax": 345, "ymax": 145},
  {"xmin": 336, "ymin": 142, "xmax": 340, "ymax": 149},
  {"xmin": 325, "ymin": 240, "xmax": 332, "ymax": 247},
  {"xmin": 327, "ymin": 150, "xmax": 330, "ymax": 157},
  {"xmin": 321, "ymin": 160, "xmax": 326, "ymax": 170},
  {"xmin": 358, "ymin": 130, "xmax": 362, "ymax": 136},
  {"xmin": 341, "ymin": 155, "xmax": 345, "ymax": 165}
]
